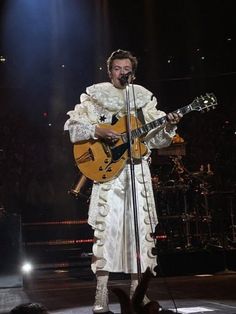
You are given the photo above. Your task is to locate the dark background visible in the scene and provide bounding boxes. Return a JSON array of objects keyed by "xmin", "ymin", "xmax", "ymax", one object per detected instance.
[{"xmin": 0, "ymin": 0, "xmax": 235, "ymax": 223}]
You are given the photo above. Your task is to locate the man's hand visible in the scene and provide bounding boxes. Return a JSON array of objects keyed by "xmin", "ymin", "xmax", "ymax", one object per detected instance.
[
  {"xmin": 95, "ymin": 126, "xmax": 120, "ymax": 142},
  {"xmin": 165, "ymin": 112, "xmax": 182, "ymax": 132}
]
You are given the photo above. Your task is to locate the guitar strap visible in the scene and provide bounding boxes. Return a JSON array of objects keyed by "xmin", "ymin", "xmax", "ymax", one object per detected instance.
[
  {"xmin": 112, "ymin": 108, "xmax": 145, "ymax": 125},
  {"xmin": 111, "ymin": 113, "xmax": 118, "ymax": 125},
  {"xmin": 137, "ymin": 107, "xmax": 145, "ymax": 125},
  {"xmin": 137, "ymin": 107, "xmax": 149, "ymax": 140}
]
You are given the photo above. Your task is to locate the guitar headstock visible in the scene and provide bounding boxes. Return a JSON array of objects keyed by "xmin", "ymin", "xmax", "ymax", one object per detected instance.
[{"xmin": 191, "ymin": 93, "xmax": 218, "ymax": 112}]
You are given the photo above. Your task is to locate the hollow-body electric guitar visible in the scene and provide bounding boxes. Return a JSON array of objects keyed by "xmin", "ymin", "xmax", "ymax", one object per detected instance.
[{"xmin": 73, "ymin": 93, "xmax": 217, "ymax": 182}]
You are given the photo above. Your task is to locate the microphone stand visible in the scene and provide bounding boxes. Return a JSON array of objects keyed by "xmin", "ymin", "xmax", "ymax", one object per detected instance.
[
  {"xmin": 122, "ymin": 76, "xmax": 142, "ymax": 282},
  {"xmin": 121, "ymin": 75, "xmax": 181, "ymax": 314}
]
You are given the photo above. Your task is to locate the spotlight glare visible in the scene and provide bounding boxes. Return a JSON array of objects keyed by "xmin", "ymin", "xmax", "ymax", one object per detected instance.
[{"xmin": 21, "ymin": 262, "xmax": 33, "ymax": 274}]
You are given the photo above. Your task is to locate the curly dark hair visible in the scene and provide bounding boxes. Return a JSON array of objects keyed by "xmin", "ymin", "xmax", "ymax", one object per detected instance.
[
  {"xmin": 10, "ymin": 303, "xmax": 48, "ymax": 314},
  {"xmin": 107, "ymin": 49, "xmax": 138, "ymax": 74}
]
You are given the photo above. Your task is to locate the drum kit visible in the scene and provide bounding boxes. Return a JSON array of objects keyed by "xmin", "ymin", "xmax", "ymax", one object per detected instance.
[{"xmin": 152, "ymin": 156, "xmax": 236, "ymax": 251}]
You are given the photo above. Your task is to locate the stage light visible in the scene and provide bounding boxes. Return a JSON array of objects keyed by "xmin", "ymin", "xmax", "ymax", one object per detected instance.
[
  {"xmin": 195, "ymin": 274, "xmax": 213, "ymax": 277},
  {"xmin": 21, "ymin": 262, "xmax": 33, "ymax": 274},
  {"xmin": 0, "ymin": 55, "xmax": 6, "ymax": 63}
]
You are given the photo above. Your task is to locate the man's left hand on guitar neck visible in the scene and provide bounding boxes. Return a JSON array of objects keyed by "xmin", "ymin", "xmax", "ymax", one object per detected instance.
[{"xmin": 165, "ymin": 112, "xmax": 182, "ymax": 132}]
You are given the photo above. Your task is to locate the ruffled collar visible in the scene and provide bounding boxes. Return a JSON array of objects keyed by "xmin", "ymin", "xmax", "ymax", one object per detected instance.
[{"xmin": 86, "ymin": 82, "xmax": 153, "ymax": 113}]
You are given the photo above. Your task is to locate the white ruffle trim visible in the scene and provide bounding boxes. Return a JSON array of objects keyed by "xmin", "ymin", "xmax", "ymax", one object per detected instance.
[
  {"xmin": 86, "ymin": 82, "xmax": 153, "ymax": 113},
  {"xmin": 90, "ymin": 162, "xmax": 158, "ymax": 274},
  {"xmin": 91, "ymin": 182, "xmax": 112, "ymax": 273}
]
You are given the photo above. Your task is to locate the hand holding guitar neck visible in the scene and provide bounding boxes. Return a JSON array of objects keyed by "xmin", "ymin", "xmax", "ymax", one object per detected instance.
[{"xmin": 165, "ymin": 112, "xmax": 183, "ymax": 131}]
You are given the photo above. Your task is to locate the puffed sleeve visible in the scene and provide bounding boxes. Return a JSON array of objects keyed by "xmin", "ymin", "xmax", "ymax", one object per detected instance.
[
  {"xmin": 64, "ymin": 93, "xmax": 98, "ymax": 143},
  {"xmin": 141, "ymin": 96, "xmax": 177, "ymax": 149}
]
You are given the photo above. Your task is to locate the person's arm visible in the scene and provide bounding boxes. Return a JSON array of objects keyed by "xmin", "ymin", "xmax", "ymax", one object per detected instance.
[
  {"xmin": 64, "ymin": 98, "xmax": 97, "ymax": 143},
  {"xmin": 64, "ymin": 96, "xmax": 120, "ymax": 143},
  {"xmin": 141, "ymin": 98, "xmax": 182, "ymax": 149}
]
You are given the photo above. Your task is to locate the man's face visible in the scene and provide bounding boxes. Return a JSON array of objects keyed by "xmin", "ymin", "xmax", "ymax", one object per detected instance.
[{"xmin": 109, "ymin": 58, "xmax": 133, "ymax": 89}]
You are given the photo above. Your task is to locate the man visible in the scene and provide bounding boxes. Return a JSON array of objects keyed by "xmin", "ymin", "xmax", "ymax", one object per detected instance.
[{"xmin": 64, "ymin": 49, "xmax": 181, "ymax": 313}]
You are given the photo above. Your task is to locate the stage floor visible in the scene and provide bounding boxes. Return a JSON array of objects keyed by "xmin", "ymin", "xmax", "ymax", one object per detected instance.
[{"xmin": 1, "ymin": 268, "xmax": 236, "ymax": 314}]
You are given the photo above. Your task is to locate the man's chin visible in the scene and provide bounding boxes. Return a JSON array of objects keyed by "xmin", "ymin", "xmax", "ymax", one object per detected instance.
[{"xmin": 113, "ymin": 82, "xmax": 125, "ymax": 89}]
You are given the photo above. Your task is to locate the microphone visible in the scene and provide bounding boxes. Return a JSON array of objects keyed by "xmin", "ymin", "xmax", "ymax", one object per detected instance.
[{"xmin": 119, "ymin": 71, "xmax": 133, "ymax": 86}]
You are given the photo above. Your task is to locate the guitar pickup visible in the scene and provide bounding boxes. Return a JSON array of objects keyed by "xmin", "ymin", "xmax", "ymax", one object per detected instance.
[{"xmin": 101, "ymin": 142, "xmax": 111, "ymax": 157}]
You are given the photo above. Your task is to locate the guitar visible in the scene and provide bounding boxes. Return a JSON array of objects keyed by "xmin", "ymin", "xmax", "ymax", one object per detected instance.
[{"xmin": 73, "ymin": 93, "xmax": 217, "ymax": 182}]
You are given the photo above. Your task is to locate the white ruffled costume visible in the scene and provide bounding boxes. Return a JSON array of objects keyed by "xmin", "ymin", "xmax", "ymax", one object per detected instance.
[{"xmin": 64, "ymin": 82, "xmax": 176, "ymax": 275}]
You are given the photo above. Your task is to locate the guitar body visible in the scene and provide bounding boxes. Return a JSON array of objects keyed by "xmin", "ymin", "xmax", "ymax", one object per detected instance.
[{"xmin": 73, "ymin": 115, "xmax": 148, "ymax": 182}]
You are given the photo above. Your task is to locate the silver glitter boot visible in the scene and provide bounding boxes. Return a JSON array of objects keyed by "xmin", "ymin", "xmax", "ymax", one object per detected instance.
[{"xmin": 93, "ymin": 272, "xmax": 109, "ymax": 313}]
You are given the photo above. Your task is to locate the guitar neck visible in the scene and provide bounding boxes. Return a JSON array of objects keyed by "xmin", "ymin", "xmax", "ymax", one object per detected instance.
[
  {"xmin": 121, "ymin": 92, "xmax": 217, "ymax": 141},
  {"xmin": 131, "ymin": 104, "xmax": 192, "ymax": 139}
]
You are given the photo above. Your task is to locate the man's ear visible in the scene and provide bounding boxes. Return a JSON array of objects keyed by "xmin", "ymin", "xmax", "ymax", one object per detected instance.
[{"xmin": 108, "ymin": 71, "xmax": 112, "ymax": 79}]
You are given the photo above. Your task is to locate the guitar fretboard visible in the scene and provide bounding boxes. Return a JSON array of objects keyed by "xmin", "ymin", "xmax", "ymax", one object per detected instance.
[{"xmin": 122, "ymin": 104, "xmax": 192, "ymax": 142}]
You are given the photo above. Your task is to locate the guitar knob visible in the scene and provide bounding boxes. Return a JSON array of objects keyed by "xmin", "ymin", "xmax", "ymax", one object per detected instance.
[
  {"xmin": 107, "ymin": 167, "xmax": 112, "ymax": 172},
  {"xmin": 102, "ymin": 174, "xmax": 107, "ymax": 179},
  {"xmin": 99, "ymin": 166, "xmax": 103, "ymax": 171},
  {"xmin": 104, "ymin": 159, "xmax": 109, "ymax": 163}
]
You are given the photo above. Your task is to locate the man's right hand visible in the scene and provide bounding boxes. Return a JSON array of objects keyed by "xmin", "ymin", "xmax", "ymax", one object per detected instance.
[{"xmin": 95, "ymin": 126, "xmax": 120, "ymax": 141}]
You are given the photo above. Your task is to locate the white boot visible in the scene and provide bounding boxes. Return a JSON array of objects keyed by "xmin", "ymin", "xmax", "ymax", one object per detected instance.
[{"xmin": 93, "ymin": 271, "xmax": 109, "ymax": 313}]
